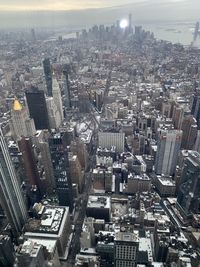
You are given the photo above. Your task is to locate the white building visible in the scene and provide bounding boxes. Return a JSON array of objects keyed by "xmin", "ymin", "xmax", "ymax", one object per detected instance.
[
  {"xmin": 98, "ymin": 132, "xmax": 125, "ymax": 153},
  {"xmin": 52, "ymin": 76, "xmax": 64, "ymax": 122},
  {"xmin": 155, "ymin": 130, "xmax": 182, "ymax": 176}
]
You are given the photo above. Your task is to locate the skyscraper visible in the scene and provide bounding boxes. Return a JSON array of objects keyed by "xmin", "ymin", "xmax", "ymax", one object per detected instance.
[
  {"xmin": 25, "ymin": 86, "xmax": 50, "ymax": 130},
  {"xmin": 18, "ymin": 137, "xmax": 42, "ymax": 195},
  {"xmin": 0, "ymin": 129, "xmax": 27, "ymax": 236},
  {"xmin": 10, "ymin": 99, "xmax": 36, "ymax": 140},
  {"xmin": 181, "ymin": 115, "xmax": 197, "ymax": 149},
  {"xmin": 155, "ymin": 130, "xmax": 182, "ymax": 176},
  {"xmin": 177, "ymin": 151, "xmax": 200, "ymax": 218},
  {"xmin": 49, "ymin": 132, "xmax": 73, "ymax": 212},
  {"xmin": 43, "ymin": 58, "xmax": 52, "ymax": 97},
  {"xmin": 62, "ymin": 71, "xmax": 71, "ymax": 109},
  {"xmin": 52, "ymin": 76, "xmax": 64, "ymax": 122}
]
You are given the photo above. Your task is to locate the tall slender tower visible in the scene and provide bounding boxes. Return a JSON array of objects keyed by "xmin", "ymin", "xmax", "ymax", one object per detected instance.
[
  {"xmin": 52, "ymin": 76, "xmax": 64, "ymax": 121},
  {"xmin": 0, "ymin": 129, "xmax": 27, "ymax": 236},
  {"xmin": 62, "ymin": 71, "xmax": 71, "ymax": 109},
  {"xmin": 43, "ymin": 58, "xmax": 52, "ymax": 97},
  {"xmin": 155, "ymin": 130, "xmax": 182, "ymax": 176}
]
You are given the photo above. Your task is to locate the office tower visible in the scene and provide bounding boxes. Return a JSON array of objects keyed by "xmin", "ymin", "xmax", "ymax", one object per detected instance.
[
  {"xmin": 0, "ymin": 235, "xmax": 15, "ymax": 266},
  {"xmin": 49, "ymin": 132, "xmax": 73, "ymax": 212},
  {"xmin": 114, "ymin": 232, "xmax": 139, "ymax": 267},
  {"xmin": 25, "ymin": 86, "xmax": 50, "ymax": 130},
  {"xmin": 18, "ymin": 137, "xmax": 42, "ymax": 195},
  {"xmin": 62, "ymin": 71, "xmax": 71, "ymax": 109},
  {"xmin": 177, "ymin": 151, "xmax": 200, "ymax": 217},
  {"xmin": 43, "ymin": 58, "xmax": 52, "ymax": 97},
  {"xmin": 10, "ymin": 99, "xmax": 36, "ymax": 140},
  {"xmin": 69, "ymin": 153, "xmax": 83, "ymax": 193},
  {"xmin": 52, "ymin": 76, "xmax": 64, "ymax": 122},
  {"xmin": 181, "ymin": 115, "xmax": 197, "ymax": 149},
  {"xmin": 128, "ymin": 13, "xmax": 132, "ymax": 33},
  {"xmin": 0, "ymin": 129, "xmax": 27, "ymax": 236},
  {"xmin": 172, "ymin": 105, "xmax": 184, "ymax": 129},
  {"xmin": 46, "ymin": 97, "xmax": 62, "ymax": 129},
  {"xmin": 34, "ymin": 130, "xmax": 56, "ymax": 192},
  {"xmin": 155, "ymin": 130, "xmax": 182, "ymax": 176}
]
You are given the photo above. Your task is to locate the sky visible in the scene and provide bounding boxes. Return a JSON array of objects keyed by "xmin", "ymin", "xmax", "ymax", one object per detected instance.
[
  {"xmin": 0, "ymin": 0, "xmax": 193, "ymax": 11},
  {"xmin": 0, "ymin": 0, "xmax": 199, "ymax": 30},
  {"xmin": 0, "ymin": 0, "xmax": 138, "ymax": 11}
]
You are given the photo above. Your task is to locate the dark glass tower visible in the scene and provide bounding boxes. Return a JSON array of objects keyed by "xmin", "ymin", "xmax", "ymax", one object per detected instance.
[
  {"xmin": 49, "ymin": 132, "xmax": 73, "ymax": 212},
  {"xmin": 177, "ymin": 151, "xmax": 200, "ymax": 218},
  {"xmin": 25, "ymin": 86, "xmax": 50, "ymax": 130},
  {"xmin": 43, "ymin": 58, "xmax": 52, "ymax": 97}
]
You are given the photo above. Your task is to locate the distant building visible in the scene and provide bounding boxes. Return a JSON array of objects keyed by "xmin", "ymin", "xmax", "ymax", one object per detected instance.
[
  {"xmin": 98, "ymin": 132, "xmax": 125, "ymax": 153},
  {"xmin": 155, "ymin": 130, "xmax": 182, "ymax": 176},
  {"xmin": 43, "ymin": 58, "xmax": 52, "ymax": 97}
]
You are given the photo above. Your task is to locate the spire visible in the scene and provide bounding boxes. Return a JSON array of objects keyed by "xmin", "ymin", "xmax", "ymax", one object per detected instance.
[{"xmin": 13, "ymin": 99, "xmax": 22, "ymax": 111}]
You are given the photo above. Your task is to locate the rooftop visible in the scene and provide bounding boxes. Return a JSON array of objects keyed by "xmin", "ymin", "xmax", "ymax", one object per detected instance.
[
  {"xmin": 87, "ymin": 195, "xmax": 111, "ymax": 209},
  {"xmin": 25, "ymin": 206, "xmax": 68, "ymax": 235}
]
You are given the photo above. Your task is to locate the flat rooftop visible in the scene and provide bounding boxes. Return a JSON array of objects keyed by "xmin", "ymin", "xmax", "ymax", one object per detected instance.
[
  {"xmin": 87, "ymin": 195, "xmax": 111, "ymax": 209},
  {"xmin": 25, "ymin": 206, "xmax": 68, "ymax": 235},
  {"xmin": 115, "ymin": 231, "xmax": 139, "ymax": 243}
]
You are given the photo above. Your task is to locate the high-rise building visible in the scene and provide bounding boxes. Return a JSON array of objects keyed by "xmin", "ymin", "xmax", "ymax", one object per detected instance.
[
  {"xmin": 62, "ymin": 71, "xmax": 71, "ymax": 109},
  {"xmin": 34, "ymin": 130, "xmax": 56, "ymax": 193},
  {"xmin": 46, "ymin": 97, "xmax": 62, "ymax": 129},
  {"xmin": 43, "ymin": 58, "xmax": 52, "ymax": 97},
  {"xmin": 0, "ymin": 129, "xmax": 27, "ymax": 235},
  {"xmin": 49, "ymin": 132, "xmax": 73, "ymax": 212},
  {"xmin": 155, "ymin": 130, "xmax": 182, "ymax": 176},
  {"xmin": 10, "ymin": 99, "xmax": 36, "ymax": 140},
  {"xmin": 114, "ymin": 232, "xmax": 139, "ymax": 267},
  {"xmin": 177, "ymin": 151, "xmax": 200, "ymax": 218},
  {"xmin": 52, "ymin": 76, "xmax": 64, "ymax": 122},
  {"xmin": 181, "ymin": 115, "xmax": 197, "ymax": 149},
  {"xmin": 18, "ymin": 137, "xmax": 42, "ymax": 195},
  {"xmin": 25, "ymin": 86, "xmax": 50, "ymax": 130}
]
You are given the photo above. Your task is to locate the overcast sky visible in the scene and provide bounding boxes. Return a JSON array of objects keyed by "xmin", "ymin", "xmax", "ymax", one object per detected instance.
[{"xmin": 0, "ymin": 0, "xmax": 191, "ymax": 11}]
